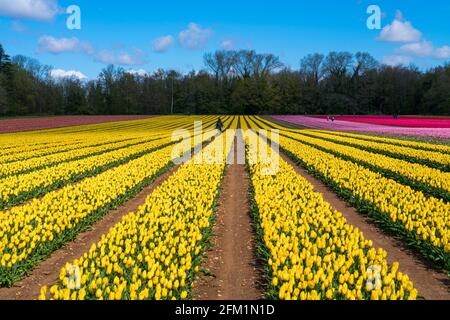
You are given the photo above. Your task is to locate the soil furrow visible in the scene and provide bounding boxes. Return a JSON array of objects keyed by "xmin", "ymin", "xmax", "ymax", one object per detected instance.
[{"xmin": 195, "ymin": 135, "xmax": 263, "ymax": 300}]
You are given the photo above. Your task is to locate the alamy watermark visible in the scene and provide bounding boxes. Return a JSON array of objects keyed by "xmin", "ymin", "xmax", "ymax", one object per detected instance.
[
  {"xmin": 365, "ymin": 265, "xmax": 382, "ymax": 291},
  {"xmin": 170, "ymin": 122, "xmax": 280, "ymax": 175},
  {"xmin": 66, "ymin": 264, "xmax": 81, "ymax": 290},
  {"xmin": 366, "ymin": 5, "xmax": 382, "ymax": 30},
  {"xmin": 66, "ymin": 5, "xmax": 81, "ymax": 30}
]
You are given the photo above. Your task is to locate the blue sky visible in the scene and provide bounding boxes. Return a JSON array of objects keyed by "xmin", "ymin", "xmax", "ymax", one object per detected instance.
[{"xmin": 0, "ymin": 0, "xmax": 449, "ymax": 79}]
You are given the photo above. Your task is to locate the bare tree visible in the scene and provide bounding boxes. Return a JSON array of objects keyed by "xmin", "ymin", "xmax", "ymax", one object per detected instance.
[
  {"xmin": 12, "ymin": 55, "xmax": 51, "ymax": 80},
  {"xmin": 353, "ymin": 52, "xmax": 379, "ymax": 77},
  {"xmin": 257, "ymin": 53, "xmax": 284, "ymax": 78},
  {"xmin": 300, "ymin": 53, "xmax": 324, "ymax": 84},
  {"xmin": 203, "ymin": 51, "xmax": 235, "ymax": 81},
  {"xmin": 229, "ymin": 50, "xmax": 283, "ymax": 79},
  {"xmin": 322, "ymin": 51, "xmax": 354, "ymax": 78},
  {"xmin": 232, "ymin": 50, "xmax": 256, "ymax": 79}
]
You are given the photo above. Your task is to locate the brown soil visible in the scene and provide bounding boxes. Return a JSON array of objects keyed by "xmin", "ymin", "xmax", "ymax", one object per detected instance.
[
  {"xmin": 194, "ymin": 136, "xmax": 264, "ymax": 300},
  {"xmin": 281, "ymin": 153, "xmax": 450, "ymax": 300},
  {"xmin": 261, "ymin": 116, "xmax": 306, "ymax": 129},
  {"xmin": 0, "ymin": 165, "xmax": 179, "ymax": 301},
  {"xmin": 0, "ymin": 115, "xmax": 155, "ymax": 134}
]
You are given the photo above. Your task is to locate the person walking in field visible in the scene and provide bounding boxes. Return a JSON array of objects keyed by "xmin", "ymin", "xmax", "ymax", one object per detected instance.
[{"xmin": 216, "ymin": 117, "xmax": 224, "ymax": 134}]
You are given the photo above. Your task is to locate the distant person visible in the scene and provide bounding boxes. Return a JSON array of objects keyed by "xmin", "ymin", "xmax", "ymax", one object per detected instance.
[
  {"xmin": 216, "ymin": 117, "xmax": 224, "ymax": 134},
  {"xmin": 331, "ymin": 116, "xmax": 335, "ymax": 122}
]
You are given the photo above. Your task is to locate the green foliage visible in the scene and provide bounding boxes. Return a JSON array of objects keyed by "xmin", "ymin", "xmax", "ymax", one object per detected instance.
[{"xmin": 0, "ymin": 44, "xmax": 449, "ymax": 116}]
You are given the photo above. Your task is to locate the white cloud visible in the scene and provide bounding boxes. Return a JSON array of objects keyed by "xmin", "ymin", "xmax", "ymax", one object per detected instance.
[
  {"xmin": 434, "ymin": 46, "xmax": 450, "ymax": 60},
  {"xmin": 152, "ymin": 35, "xmax": 174, "ymax": 53},
  {"xmin": 220, "ymin": 40, "xmax": 235, "ymax": 51},
  {"xmin": 378, "ymin": 10, "xmax": 422, "ymax": 43},
  {"xmin": 382, "ymin": 55, "xmax": 413, "ymax": 66},
  {"xmin": 397, "ymin": 41, "xmax": 450, "ymax": 60},
  {"xmin": 50, "ymin": 69, "xmax": 87, "ymax": 80},
  {"xmin": 0, "ymin": 0, "xmax": 60, "ymax": 21},
  {"xmin": 37, "ymin": 36, "xmax": 78, "ymax": 53},
  {"xmin": 37, "ymin": 35, "xmax": 94, "ymax": 54},
  {"xmin": 37, "ymin": 36, "xmax": 150, "ymax": 65},
  {"xmin": 179, "ymin": 23, "xmax": 213, "ymax": 50},
  {"xmin": 397, "ymin": 41, "xmax": 434, "ymax": 57},
  {"xmin": 36, "ymin": 34, "xmax": 152, "ymax": 67},
  {"xmin": 126, "ymin": 69, "xmax": 148, "ymax": 77},
  {"xmin": 95, "ymin": 49, "xmax": 147, "ymax": 66},
  {"xmin": 95, "ymin": 51, "xmax": 115, "ymax": 64}
]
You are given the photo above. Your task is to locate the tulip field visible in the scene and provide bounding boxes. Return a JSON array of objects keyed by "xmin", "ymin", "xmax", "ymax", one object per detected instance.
[
  {"xmin": 273, "ymin": 115, "xmax": 450, "ymax": 139},
  {"xmin": 0, "ymin": 115, "xmax": 449, "ymax": 301}
]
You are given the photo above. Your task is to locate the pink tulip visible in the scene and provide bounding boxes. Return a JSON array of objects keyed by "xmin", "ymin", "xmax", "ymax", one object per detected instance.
[{"xmin": 273, "ymin": 116, "xmax": 450, "ymax": 139}]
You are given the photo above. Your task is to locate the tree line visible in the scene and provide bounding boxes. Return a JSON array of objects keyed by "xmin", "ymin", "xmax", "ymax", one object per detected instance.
[{"xmin": 0, "ymin": 43, "xmax": 449, "ymax": 116}]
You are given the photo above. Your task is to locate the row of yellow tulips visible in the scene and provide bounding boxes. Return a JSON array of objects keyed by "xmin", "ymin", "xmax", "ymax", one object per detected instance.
[
  {"xmin": 279, "ymin": 130, "xmax": 450, "ymax": 201},
  {"xmin": 0, "ymin": 116, "xmax": 231, "ymax": 287},
  {"xmin": 246, "ymin": 116, "xmax": 450, "ymax": 272},
  {"xmin": 279, "ymin": 136, "xmax": 450, "ymax": 269},
  {"xmin": 0, "ymin": 135, "xmax": 165, "ymax": 177},
  {"xmin": 0, "ymin": 116, "xmax": 213, "ymax": 162},
  {"xmin": 0, "ymin": 144, "xmax": 174, "ymax": 287},
  {"xmin": 39, "ymin": 127, "xmax": 234, "ymax": 300},
  {"xmin": 245, "ymin": 130, "xmax": 417, "ymax": 300},
  {"xmin": 303, "ymin": 130, "xmax": 450, "ymax": 170},
  {"xmin": 0, "ymin": 116, "xmax": 235, "ymax": 287},
  {"xmin": 252, "ymin": 115, "xmax": 450, "ymax": 156},
  {"xmin": 0, "ymin": 137, "xmax": 173, "ymax": 209},
  {"xmin": 250, "ymin": 116, "xmax": 450, "ymax": 155},
  {"xmin": 0, "ymin": 116, "xmax": 224, "ymax": 209},
  {"xmin": 317, "ymin": 130, "xmax": 450, "ymax": 155},
  {"xmin": 0, "ymin": 139, "xmax": 84, "ymax": 161}
]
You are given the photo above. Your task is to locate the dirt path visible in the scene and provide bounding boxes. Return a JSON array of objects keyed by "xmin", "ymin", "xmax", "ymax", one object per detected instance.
[
  {"xmin": 195, "ymin": 136, "xmax": 263, "ymax": 300},
  {"xmin": 0, "ymin": 164, "xmax": 180, "ymax": 301},
  {"xmin": 281, "ymin": 152, "xmax": 450, "ymax": 300}
]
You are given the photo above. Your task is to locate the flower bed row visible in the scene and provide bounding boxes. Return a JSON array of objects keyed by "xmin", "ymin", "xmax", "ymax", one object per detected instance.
[
  {"xmin": 245, "ymin": 130, "xmax": 417, "ymax": 300},
  {"xmin": 279, "ymin": 136, "xmax": 450, "ymax": 272},
  {"xmin": 302, "ymin": 130, "xmax": 450, "ymax": 171},
  {"xmin": 39, "ymin": 130, "xmax": 232, "ymax": 300},
  {"xmin": 279, "ymin": 131, "xmax": 450, "ymax": 202}
]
